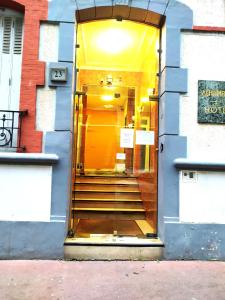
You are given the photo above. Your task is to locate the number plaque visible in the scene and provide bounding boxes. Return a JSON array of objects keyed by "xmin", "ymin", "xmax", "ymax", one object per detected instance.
[{"xmin": 50, "ymin": 67, "xmax": 68, "ymax": 82}]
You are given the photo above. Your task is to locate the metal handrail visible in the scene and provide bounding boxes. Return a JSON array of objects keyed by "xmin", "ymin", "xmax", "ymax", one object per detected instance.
[{"xmin": 0, "ymin": 109, "xmax": 28, "ymax": 151}]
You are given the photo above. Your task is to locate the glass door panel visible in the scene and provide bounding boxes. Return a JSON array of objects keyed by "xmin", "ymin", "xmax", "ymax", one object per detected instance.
[
  {"xmin": 69, "ymin": 19, "xmax": 160, "ymax": 239},
  {"xmin": 72, "ymin": 83, "xmax": 158, "ymax": 238}
]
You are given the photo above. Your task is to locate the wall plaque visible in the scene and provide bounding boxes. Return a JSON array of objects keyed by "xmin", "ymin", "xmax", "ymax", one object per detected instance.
[
  {"xmin": 198, "ymin": 80, "xmax": 225, "ymax": 124},
  {"xmin": 50, "ymin": 67, "xmax": 68, "ymax": 82}
]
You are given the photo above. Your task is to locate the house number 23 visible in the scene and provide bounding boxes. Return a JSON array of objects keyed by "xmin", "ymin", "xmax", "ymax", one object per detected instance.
[
  {"xmin": 54, "ymin": 70, "xmax": 63, "ymax": 78},
  {"xmin": 50, "ymin": 67, "xmax": 68, "ymax": 82}
]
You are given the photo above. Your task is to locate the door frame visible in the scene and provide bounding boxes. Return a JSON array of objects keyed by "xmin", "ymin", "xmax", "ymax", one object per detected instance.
[{"xmin": 45, "ymin": 1, "xmax": 193, "ymax": 251}]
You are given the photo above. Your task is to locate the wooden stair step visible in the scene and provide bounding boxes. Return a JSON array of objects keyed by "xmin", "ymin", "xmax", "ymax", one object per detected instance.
[
  {"xmin": 74, "ymin": 184, "xmax": 139, "ymax": 192},
  {"xmin": 75, "ymin": 178, "xmax": 138, "ymax": 185},
  {"xmin": 72, "ymin": 208, "xmax": 146, "ymax": 220},
  {"xmin": 74, "ymin": 182, "xmax": 138, "ymax": 187},
  {"xmin": 73, "ymin": 208, "xmax": 145, "ymax": 212},
  {"xmin": 76, "ymin": 175, "xmax": 137, "ymax": 179},
  {"xmin": 135, "ymin": 220, "xmax": 155, "ymax": 235},
  {"xmin": 73, "ymin": 197, "xmax": 142, "ymax": 202},
  {"xmin": 74, "ymin": 189, "xmax": 140, "ymax": 193},
  {"xmin": 73, "ymin": 201, "xmax": 144, "ymax": 209},
  {"xmin": 74, "ymin": 192, "xmax": 141, "ymax": 200}
]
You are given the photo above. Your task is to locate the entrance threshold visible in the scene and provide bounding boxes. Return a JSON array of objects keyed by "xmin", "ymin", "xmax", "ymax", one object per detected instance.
[{"xmin": 64, "ymin": 236, "xmax": 164, "ymax": 260}]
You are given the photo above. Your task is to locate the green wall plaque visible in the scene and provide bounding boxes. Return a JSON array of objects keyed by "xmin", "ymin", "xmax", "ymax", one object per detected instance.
[{"xmin": 198, "ymin": 80, "xmax": 225, "ymax": 124}]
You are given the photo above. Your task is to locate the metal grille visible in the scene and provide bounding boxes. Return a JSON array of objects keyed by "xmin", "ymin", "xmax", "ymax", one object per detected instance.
[{"xmin": 0, "ymin": 110, "xmax": 27, "ymax": 151}]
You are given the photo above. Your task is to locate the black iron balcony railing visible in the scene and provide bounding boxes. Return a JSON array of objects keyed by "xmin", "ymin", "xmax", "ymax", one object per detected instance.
[{"xmin": 0, "ymin": 110, "xmax": 28, "ymax": 151}]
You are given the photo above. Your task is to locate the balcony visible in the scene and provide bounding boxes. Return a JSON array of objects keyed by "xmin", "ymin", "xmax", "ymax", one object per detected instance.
[{"xmin": 0, "ymin": 110, "xmax": 28, "ymax": 152}]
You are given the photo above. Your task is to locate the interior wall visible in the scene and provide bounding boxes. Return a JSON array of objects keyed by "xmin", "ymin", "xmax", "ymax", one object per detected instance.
[
  {"xmin": 78, "ymin": 69, "xmax": 142, "ymax": 88},
  {"xmin": 85, "ymin": 109, "xmax": 124, "ymax": 170}
]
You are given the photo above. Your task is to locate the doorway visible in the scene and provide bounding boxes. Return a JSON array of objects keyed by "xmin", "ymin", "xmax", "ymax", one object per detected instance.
[{"xmin": 69, "ymin": 19, "xmax": 159, "ymax": 241}]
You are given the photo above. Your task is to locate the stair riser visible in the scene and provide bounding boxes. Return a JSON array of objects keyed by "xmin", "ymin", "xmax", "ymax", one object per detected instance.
[
  {"xmin": 74, "ymin": 192, "xmax": 141, "ymax": 200},
  {"xmin": 64, "ymin": 245, "xmax": 163, "ymax": 261},
  {"xmin": 74, "ymin": 211, "xmax": 146, "ymax": 220},
  {"xmin": 76, "ymin": 175, "xmax": 137, "ymax": 179},
  {"xmin": 75, "ymin": 179, "xmax": 138, "ymax": 185},
  {"xmin": 74, "ymin": 185, "xmax": 139, "ymax": 192},
  {"xmin": 73, "ymin": 191, "xmax": 140, "ymax": 196},
  {"xmin": 73, "ymin": 198, "xmax": 142, "ymax": 202},
  {"xmin": 73, "ymin": 202, "xmax": 144, "ymax": 209},
  {"xmin": 74, "ymin": 183, "xmax": 139, "ymax": 188}
]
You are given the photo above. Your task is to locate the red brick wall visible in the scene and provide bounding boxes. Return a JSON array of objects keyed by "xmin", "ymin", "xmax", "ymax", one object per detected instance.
[
  {"xmin": 193, "ymin": 26, "xmax": 225, "ymax": 32},
  {"xmin": 0, "ymin": 0, "xmax": 48, "ymax": 152}
]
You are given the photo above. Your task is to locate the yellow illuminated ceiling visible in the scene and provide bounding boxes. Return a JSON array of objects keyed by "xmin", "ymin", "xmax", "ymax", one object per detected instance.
[{"xmin": 77, "ymin": 20, "xmax": 159, "ymax": 72}]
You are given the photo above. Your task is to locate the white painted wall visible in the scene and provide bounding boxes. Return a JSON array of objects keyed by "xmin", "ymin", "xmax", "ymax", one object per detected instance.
[
  {"xmin": 36, "ymin": 88, "xmax": 56, "ymax": 132},
  {"xmin": 39, "ymin": 23, "xmax": 59, "ymax": 62},
  {"xmin": 180, "ymin": 32, "xmax": 225, "ymax": 160},
  {"xmin": 179, "ymin": 0, "xmax": 225, "ymax": 27},
  {"xmin": 180, "ymin": 171, "xmax": 225, "ymax": 223},
  {"xmin": 0, "ymin": 165, "xmax": 52, "ymax": 222},
  {"xmin": 179, "ymin": 32, "xmax": 225, "ymax": 224},
  {"xmin": 37, "ymin": 23, "xmax": 59, "ymax": 133}
]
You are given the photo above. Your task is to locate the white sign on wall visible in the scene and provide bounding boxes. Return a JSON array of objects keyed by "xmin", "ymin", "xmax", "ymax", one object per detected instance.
[
  {"xmin": 120, "ymin": 128, "xmax": 134, "ymax": 148},
  {"xmin": 136, "ymin": 130, "xmax": 155, "ymax": 145},
  {"xmin": 116, "ymin": 153, "xmax": 126, "ymax": 160}
]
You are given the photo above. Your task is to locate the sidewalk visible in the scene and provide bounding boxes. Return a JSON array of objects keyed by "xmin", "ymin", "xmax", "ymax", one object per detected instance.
[{"xmin": 0, "ymin": 260, "xmax": 225, "ymax": 300}]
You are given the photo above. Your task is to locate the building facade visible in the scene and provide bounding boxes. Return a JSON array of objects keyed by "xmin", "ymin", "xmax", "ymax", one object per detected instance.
[{"xmin": 0, "ymin": 0, "xmax": 225, "ymax": 260}]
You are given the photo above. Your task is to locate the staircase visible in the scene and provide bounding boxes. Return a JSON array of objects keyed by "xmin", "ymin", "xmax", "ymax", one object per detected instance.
[
  {"xmin": 66, "ymin": 175, "xmax": 163, "ymax": 260},
  {"xmin": 71, "ymin": 175, "xmax": 146, "ymax": 222}
]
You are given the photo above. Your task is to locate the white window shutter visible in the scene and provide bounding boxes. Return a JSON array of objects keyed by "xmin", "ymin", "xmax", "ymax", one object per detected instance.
[
  {"xmin": 0, "ymin": 17, "xmax": 3, "ymax": 53},
  {"xmin": 0, "ymin": 15, "xmax": 23, "ymax": 112},
  {"xmin": 2, "ymin": 17, "xmax": 13, "ymax": 54},
  {"xmin": 14, "ymin": 18, "xmax": 23, "ymax": 54}
]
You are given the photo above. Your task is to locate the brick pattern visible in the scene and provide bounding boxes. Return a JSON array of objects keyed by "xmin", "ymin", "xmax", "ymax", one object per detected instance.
[
  {"xmin": 193, "ymin": 26, "xmax": 225, "ymax": 32},
  {"xmin": 4, "ymin": 0, "xmax": 48, "ymax": 152}
]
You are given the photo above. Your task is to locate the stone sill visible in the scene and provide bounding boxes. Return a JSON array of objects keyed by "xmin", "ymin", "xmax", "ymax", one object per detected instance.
[
  {"xmin": 174, "ymin": 158, "xmax": 225, "ymax": 171},
  {"xmin": 0, "ymin": 153, "xmax": 59, "ymax": 165}
]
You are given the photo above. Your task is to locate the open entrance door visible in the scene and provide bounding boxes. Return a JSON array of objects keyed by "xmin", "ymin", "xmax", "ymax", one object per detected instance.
[{"xmin": 69, "ymin": 20, "xmax": 159, "ymax": 241}]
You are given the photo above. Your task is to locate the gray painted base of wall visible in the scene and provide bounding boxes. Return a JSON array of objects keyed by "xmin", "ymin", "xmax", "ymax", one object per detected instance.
[
  {"xmin": 1, "ymin": 221, "xmax": 225, "ymax": 260},
  {"xmin": 0, "ymin": 221, "xmax": 66, "ymax": 259},
  {"xmin": 163, "ymin": 222, "xmax": 225, "ymax": 260}
]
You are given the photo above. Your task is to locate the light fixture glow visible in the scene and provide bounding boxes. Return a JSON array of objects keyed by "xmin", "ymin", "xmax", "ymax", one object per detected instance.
[
  {"xmin": 141, "ymin": 97, "xmax": 149, "ymax": 103},
  {"xmin": 96, "ymin": 28, "xmax": 132, "ymax": 54},
  {"xmin": 104, "ymin": 104, "xmax": 114, "ymax": 109},
  {"xmin": 147, "ymin": 88, "xmax": 154, "ymax": 96},
  {"xmin": 102, "ymin": 95, "xmax": 114, "ymax": 101}
]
